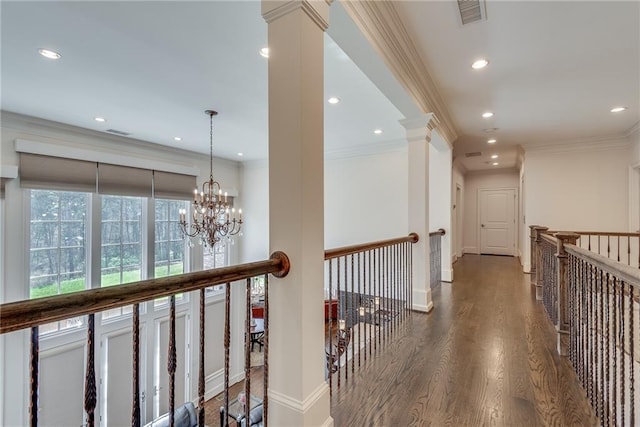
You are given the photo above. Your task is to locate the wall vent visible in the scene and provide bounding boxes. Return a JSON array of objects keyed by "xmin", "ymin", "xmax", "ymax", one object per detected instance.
[
  {"xmin": 465, "ymin": 151, "xmax": 482, "ymax": 158},
  {"xmin": 457, "ymin": 0, "xmax": 486, "ymax": 25},
  {"xmin": 105, "ymin": 129, "xmax": 131, "ymax": 136}
]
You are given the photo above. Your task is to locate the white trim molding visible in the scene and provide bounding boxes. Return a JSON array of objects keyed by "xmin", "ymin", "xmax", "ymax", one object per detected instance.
[
  {"xmin": 262, "ymin": 0, "xmax": 332, "ymax": 31},
  {"xmin": 341, "ymin": 1, "xmax": 458, "ymax": 145},
  {"xmin": 522, "ymin": 135, "xmax": 630, "ymax": 154}
]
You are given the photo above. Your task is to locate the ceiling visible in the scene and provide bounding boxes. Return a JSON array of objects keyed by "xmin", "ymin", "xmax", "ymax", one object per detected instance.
[{"xmin": 1, "ymin": 1, "xmax": 639, "ymax": 172}]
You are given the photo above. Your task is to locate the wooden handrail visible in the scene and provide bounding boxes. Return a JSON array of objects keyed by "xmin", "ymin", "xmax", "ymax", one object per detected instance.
[
  {"xmin": 564, "ymin": 244, "xmax": 640, "ymax": 289},
  {"xmin": 324, "ymin": 233, "xmax": 419, "ymax": 260},
  {"xmin": 0, "ymin": 252, "xmax": 290, "ymax": 334},
  {"xmin": 429, "ymin": 228, "xmax": 446, "ymax": 237},
  {"xmin": 538, "ymin": 229, "xmax": 640, "ymax": 238}
]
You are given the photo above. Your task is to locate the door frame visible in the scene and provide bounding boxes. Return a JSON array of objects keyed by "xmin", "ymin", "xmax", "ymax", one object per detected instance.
[{"xmin": 477, "ymin": 187, "xmax": 518, "ymax": 256}]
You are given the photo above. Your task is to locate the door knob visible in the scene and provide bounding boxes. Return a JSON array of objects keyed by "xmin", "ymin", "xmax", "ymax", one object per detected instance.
[{"xmin": 481, "ymin": 224, "xmax": 485, "ymax": 228}]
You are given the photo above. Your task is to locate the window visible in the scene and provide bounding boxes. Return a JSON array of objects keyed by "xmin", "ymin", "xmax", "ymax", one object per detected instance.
[
  {"xmin": 155, "ymin": 199, "xmax": 187, "ymax": 278},
  {"xmin": 29, "ymin": 190, "xmax": 88, "ymax": 333},
  {"xmin": 155, "ymin": 199, "xmax": 188, "ymax": 306},
  {"xmin": 101, "ymin": 195, "xmax": 143, "ymax": 319},
  {"xmin": 204, "ymin": 237, "xmax": 230, "ymax": 296}
]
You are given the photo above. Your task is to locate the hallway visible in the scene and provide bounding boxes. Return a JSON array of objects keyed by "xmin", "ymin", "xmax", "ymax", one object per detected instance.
[{"xmin": 331, "ymin": 254, "xmax": 597, "ymax": 426}]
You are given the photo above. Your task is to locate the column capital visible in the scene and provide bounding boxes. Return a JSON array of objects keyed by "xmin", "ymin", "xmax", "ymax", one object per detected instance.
[
  {"xmin": 399, "ymin": 113, "xmax": 440, "ymax": 143},
  {"xmin": 262, "ymin": 0, "xmax": 332, "ymax": 31}
]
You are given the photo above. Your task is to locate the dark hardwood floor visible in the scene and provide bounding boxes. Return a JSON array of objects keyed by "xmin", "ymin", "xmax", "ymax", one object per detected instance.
[{"xmin": 330, "ymin": 254, "xmax": 598, "ymax": 426}]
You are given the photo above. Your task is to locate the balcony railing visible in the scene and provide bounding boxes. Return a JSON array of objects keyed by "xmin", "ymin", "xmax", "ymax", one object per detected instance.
[
  {"xmin": 531, "ymin": 227, "xmax": 640, "ymax": 426},
  {"xmin": 0, "ymin": 253, "xmax": 290, "ymax": 427},
  {"xmin": 323, "ymin": 233, "xmax": 419, "ymax": 394},
  {"xmin": 429, "ymin": 228, "xmax": 446, "ymax": 287}
]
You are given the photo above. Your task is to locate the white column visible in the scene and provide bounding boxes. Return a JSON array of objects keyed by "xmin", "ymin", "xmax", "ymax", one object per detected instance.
[
  {"xmin": 429, "ymin": 130, "xmax": 454, "ymax": 282},
  {"xmin": 262, "ymin": 1, "xmax": 332, "ymax": 426},
  {"xmin": 401, "ymin": 114, "xmax": 438, "ymax": 312}
]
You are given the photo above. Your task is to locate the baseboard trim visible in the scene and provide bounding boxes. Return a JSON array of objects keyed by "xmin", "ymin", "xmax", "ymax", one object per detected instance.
[
  {"xmin": 442, "ymin": 268, "xmax": 453, "ymax": 282},
  {"xmin": 269, "ymin": 382, "xmax": 330, "ymax": 413}
]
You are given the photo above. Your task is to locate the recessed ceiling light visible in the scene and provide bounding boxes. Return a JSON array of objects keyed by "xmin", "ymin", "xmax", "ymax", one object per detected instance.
[
  {"xmin": 38, "ymin": 48, "xmax": 61, "ymax": 60},
  {"xmin": 174, "ymin": 137, "xmax": 182, "ymax": 142},
  {"xmin": 491, "ymin": 154, "xmax": 498, "ymax": 159},
  {"xmin": 328, "ymin": 97, "xmax": 340, "ymax": 104},
  {"xmin": 374, "ymin": 129, "xmax": 383, "ymax": 134},
  {"xmin": 472, "ymin": 59, "xmax": 489, "ymax": 69},
  {"xmin": 237, "ymin": 152, "xmax": 244, "ymax": 157},
  {"xmin": 483, "ymin": 128, "xmax": 499, "ymax": 133},
  {"xmin": 610, "ymin": 106, "xmax": 627, "ymax": 113},
  {"xmin": 259, "ymin": 47, "xmax": 269, "ymax": 58},
  {"xmin": 94, "ymin": 117, "xmax": 106, "ymax": 123},
  {"xmin": 487, "ymin": 139, "xmax": 497, "ymax": 144},
  {"xmin": 482, "ymin": 112, "xmax": 494, "ymax": 118},
  {"xmin": 492, "ymin": 162, "xmax": 499, "ymax": 166}
]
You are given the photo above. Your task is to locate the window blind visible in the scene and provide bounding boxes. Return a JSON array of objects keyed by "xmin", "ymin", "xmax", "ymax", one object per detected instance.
[
  {"xmin": 20, "ymin": 153, "xmax": 97, "ymax": 191},
  {"xmin": 98, "ymin": 163, "xmax": 153, "ymax": 197},
  {"xmin": 154, "ymin": 171, "xmax": 197, "ymax": 200}
]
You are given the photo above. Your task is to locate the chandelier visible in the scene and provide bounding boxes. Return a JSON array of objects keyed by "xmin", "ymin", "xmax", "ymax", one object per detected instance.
[{"xmin": 178, "ymin": 110, "xmax": 243, "ymax": 248}]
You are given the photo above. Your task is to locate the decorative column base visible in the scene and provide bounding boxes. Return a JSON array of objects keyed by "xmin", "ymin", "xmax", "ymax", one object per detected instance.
[
  {"xmin": 412, "ymin": 287, "xmax": 433, "ymax": 312},
  {"xmin": 556, "ymin": 327, "xmax": 569, "ymax": 356},
  {"xmin": 535, "ymin": 284, "xmax": 543, "ymax": 301},
  {"xmin": 269, "ymin": 384, "xmax": 333, "ymax": 427}
]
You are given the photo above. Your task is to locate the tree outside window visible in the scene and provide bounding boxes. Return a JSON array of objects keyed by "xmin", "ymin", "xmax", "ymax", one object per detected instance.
[{"xmin": 29, "ymin": 190, "xmax": 88, "ymax": 333}]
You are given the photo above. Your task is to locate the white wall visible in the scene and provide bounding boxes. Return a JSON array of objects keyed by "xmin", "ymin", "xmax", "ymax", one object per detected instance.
[
  {"xmin": 0, "ymin": 112, "xmax": 242, "ymax": 426},
  {"xmin": 525, "ymin": 143, "xmax": 629, "ymax": 233},
  {"xmin": 325, "ymin": 148, "xmax": 409, "ymax": 248},
  {"xmin": 239, "ymin": 161, "xmax": 269, "ymax": 263},
  {"xmin": 463, "ymin": 170, "xmax": 519, "ymax": 254}
]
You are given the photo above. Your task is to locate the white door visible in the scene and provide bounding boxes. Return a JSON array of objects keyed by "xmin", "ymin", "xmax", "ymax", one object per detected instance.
[{"xmin": 479, "ymin": 188, "xmax": 516, "ymax": 256}]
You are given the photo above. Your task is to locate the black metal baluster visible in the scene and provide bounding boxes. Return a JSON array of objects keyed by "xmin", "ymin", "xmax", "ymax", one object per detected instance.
[
  {"xmin": 357, "ymin": 252, "xmax": 361, "ymax": 369},
  {"xmin": 168, "ymin": 296, "xmax": 176, "ymax": 427},
  {"xmin": 198, "ymin": 290, "xmax": 205, "ymax": 427},
  {"xmin": 612, "ymin": 277, "xmax": 617, "ymax": 427},
  {"xmin": 368, "ymin": 250, "xmax": 372, "ymax": 359},
  {"xmin": 85, "ymin": 314, "xmax": 97, "ymax": 427},
  {"xmin": 337, "ymin": 257, "xmax": 343, "ymax": 387},
  {"xmin": 328, "ymin": 258, "xmax": 333, "ymax": 393},
  {"xmin": 605, "ymin": 273, "xmax": 610, "ymax": 426},
  {"xmin": 244, "ymin": 278, "xmax": 251, "ymax": 424},
  {"xmin": 620, "ymin": 279, "xmax": 625, "ymax": 427},
  {"xmin": 374, "ymin": 248, "xmax": 379, "ymax": 353},
  {"xmin": 133, "ymin": 304, "xmax": 141, "ymax": 427},
  {"xmin": 599, "ymin": 269, "xmax": 604, "ymax": 422},
  {"xmin": 630, "ymin": 283, "xmax": 635, "ymax": 426},
  {"xmin": 263, "ymin": 274, "xmax": 269, "ymax": 427},
  {"xmin": 350, "ymin": 254, "xmax": 355, "ymax": 375},
  {"xmin": 30, "ymin": 326, "xmax": 39, "ymax": 427},
  {"xmin": 224, "ymin": 283, "xmax": 231, "ymax": 427},
  {"xmin": 344, "ymin": 255, "xmax": 349, "ymax": 383}
]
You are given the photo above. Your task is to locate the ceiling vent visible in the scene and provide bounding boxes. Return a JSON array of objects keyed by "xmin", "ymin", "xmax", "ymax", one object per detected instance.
[
  {"xmin": 465, "ymin": 151, "xmax": 482, "ymax": 158},
  {"xmin": 105, "ymin": 129, "xmax": 131, "ymax": 136},
  {"xmin": 457, "ymin": 0, "xmax": 487, "ymax": 25}
]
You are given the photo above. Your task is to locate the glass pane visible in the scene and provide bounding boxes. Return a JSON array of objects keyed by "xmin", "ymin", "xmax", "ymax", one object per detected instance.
[
  {"xmin": 169, "ymin": 222, "xmax": 182, "ymax": 240},
  {"xmin": 123, "ymin": 197, "xmax": 141, "ymax": 221},
  {"xmin": 155, "ymin": 221, "xmax": 168, "ymax": 242},
  {"xmin": 30, "ymin": 222, "xmax": 58, "ymax": 249},
  {"xmin": 156, "ymin": 199, "xmax": 168, "ymax": 221},
  {"xmin": 102, "ymin": 196, "xmax": 121, "ymax": 221},
  {"xmin": 61, "ymin": 221, "xmax": 85, "ymax": 247},
  {"xmin": 122, "ymin": 221, "xmax": 140, "ymax": 244},
  {"xmin": 60, "ymin": 192, "xmax": 87, "ymax": 221},
  {"xmin": 60, "ymin": 248, "xmax": 85, "ymax": 276},
  {"xmin": 102, "ymin": 222, "xmax": 121, "ymax": 245}
]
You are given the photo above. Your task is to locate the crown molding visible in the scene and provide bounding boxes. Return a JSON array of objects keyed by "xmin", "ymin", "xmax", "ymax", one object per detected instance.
[
  {"xmin": 522, "ymin": 135, "xmax": 630, "ymax": 155},
  {"xmin": 340, "ymin": 1, "xmax": 458, "ymax": 145},
  {"xmin": 626, "ymin": 120, "xmax": 640, "ymax": 138},
  {"xmin": 1, "ymin": 110, "xmax": 240, "ymax": 171},
  {"xmin": 262, "ymin": 0, "xmax": 331, "ymax": 31}
]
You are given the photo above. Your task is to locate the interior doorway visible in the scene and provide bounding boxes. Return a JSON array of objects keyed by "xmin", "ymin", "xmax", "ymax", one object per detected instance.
[
  {"xmin": 478, "ymin": 188, "xmax": 517, "ymax": 256},
  {"xmin": 454, "ymin": 185, "xmax": 462, "ymax": 261}
]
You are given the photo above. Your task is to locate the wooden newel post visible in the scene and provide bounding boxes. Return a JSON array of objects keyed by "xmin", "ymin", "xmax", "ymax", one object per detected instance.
[
  {"xmin": 533, "ymin": 226, "xmax": 549, "ymax": 300},
  {"xmin": 555, "ymin": 232, "xmax": 579, "ymax": 356}
]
